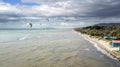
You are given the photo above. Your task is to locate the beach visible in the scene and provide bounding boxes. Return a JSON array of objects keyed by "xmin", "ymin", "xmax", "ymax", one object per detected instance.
[
  {"xmin": 0, "ymin": 29, "xmax": 120, "ymax": 67},
  {"xmin": 74, "ymin": 30, "xmax": 120, "ymax": 61}
]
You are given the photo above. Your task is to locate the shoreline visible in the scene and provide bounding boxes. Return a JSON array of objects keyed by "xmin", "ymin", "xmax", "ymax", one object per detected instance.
[{"xmin": 73, "ymin": 30, "xmax": 120, "ymax": 61}]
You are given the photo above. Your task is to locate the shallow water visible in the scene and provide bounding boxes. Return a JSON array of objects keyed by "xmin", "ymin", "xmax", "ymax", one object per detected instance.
[{"xmin": 0, "ymin": 29, "xmax": 120, "ymax": 67}]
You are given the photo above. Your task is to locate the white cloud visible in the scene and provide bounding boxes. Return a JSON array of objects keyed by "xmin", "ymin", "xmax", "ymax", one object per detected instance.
[
  {"xmin": 1, "ymin": 0, "xmax": 118, "ymax": 17},
  {"xmin": 21, "ymin": 0, "xmax": 70, "ymax": 4},
  {"xmin": 60, "ymin": 22, "xmax": 68, "ymax": 25},
  {"xmin": 0, "ymin": 0, "xmax": 120, "ymax": 28},
  {"xmin": 33, "ymin": 4, "xmax": 76, "ymax": 16},
  {"xmin": 0, "ymin": 2, "xmax": 21, "ymax": 13},
  {"xmin": 1, "ymin": 0, "xmax": 119, "ymax": 17},
  {"xmin": 20, "ymin": 0, "xmax": 91, "ymax": 16}
]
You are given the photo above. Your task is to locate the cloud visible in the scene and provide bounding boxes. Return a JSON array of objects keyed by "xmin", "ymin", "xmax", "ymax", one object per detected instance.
[
  {"xmin": 20, "ymin": 0, "xmax": 120, "ymax": 17},
  {"xmin": 2, "ymin": 0, "xmax": 120, "ymax": 17},
  {"xmin": 0, "ymin": 0, "xmax": 120, "ymax": 28},
  {"xmin": 21, "ymin": 0, "xmax": 69, "ymax": 4},
  {"xmin": 33, "ymin": 4, "xmax": 77, "ymax": 16}
]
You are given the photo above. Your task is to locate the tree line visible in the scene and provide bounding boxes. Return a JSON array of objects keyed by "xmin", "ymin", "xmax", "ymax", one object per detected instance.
[{"xmin": 74, "ymin": 26, "xmax": 120, "ymax": 40}]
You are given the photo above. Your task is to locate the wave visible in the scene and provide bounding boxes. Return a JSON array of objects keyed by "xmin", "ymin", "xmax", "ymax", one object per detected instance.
[
  {"xmin": 83, "ymin": 35, "xmax": 117, "ymax": 60},
  {"xmin": 17, "ymin": 34, "xmax": 30, "ymax": 41}
]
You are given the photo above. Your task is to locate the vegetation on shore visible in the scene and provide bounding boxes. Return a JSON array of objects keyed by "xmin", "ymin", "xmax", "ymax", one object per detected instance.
[
  {"xmin": 75, "ymin": 24, "xmax": 120, "ymax": 60},
  {"xmin": 74, "ymin": 25, "xmax": 120, "ymax": 40}
]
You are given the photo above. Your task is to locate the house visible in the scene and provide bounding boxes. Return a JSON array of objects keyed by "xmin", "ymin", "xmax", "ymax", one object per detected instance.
[{"xmin": 112, "ymin": 40, "xmax": 120, "ymax": 47}]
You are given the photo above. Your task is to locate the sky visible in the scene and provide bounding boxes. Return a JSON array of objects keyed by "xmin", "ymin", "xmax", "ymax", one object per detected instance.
[{"xmin": 0, "ymin": 0, "xmax": 120, "ymax": 28}]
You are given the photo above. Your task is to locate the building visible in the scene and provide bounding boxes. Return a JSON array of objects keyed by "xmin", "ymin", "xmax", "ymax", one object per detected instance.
[
  {"xmin": 103, "ymin": 36, "xmax": 113, "ymax": 41},
  {"xmin": 112, "ymin": 40, "xmax": 120, "ymax": 47}
]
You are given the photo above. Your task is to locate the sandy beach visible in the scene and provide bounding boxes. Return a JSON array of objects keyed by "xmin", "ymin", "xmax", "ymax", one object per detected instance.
[{"xmin": 74, "ymin": 30, "xmax": 120, "ymax": 61}]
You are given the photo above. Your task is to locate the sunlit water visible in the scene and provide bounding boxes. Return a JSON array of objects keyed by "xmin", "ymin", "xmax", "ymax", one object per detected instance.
[{"xmin": 0, "ymin": 29, "xmax": 120, "ymax": 67}]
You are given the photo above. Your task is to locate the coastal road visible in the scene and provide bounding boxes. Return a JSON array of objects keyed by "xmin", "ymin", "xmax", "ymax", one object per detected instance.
[{"xmin": 0, "ymin": 30, "xmax": 120, "ymax": 67}]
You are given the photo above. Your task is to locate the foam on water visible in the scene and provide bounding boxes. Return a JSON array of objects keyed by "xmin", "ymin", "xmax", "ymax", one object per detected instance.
[
  {"xmin": 83, "ymin": 34, "xmax": 118, "ymax": 61},
  {"xmin": 17, "ymin": 34, "xmax": 30, "ymax": 40}
]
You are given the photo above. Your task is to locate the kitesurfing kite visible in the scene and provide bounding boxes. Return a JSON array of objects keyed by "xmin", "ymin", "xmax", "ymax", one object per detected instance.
[{"xmin": 29, "ymin": 23, "xmax": 33, "ymax": 28}]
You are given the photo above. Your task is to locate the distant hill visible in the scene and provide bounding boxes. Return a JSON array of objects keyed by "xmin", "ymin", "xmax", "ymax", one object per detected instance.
[{"xmin": 95, "ymin": 23, "xmax": 120, "ymax": 26}]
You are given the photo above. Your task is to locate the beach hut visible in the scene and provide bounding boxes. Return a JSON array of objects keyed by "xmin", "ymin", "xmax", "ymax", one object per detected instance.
[
  {"xmin": 112, "ymin": 40, "xmax": 120, "ymax": 47},
  {"xmin": 103, "ymin": 36, "xmax": 113, "ymax": 41},
  {"xmin": 104, "ymin": 36, "xmax": 109, "ymax": 41},
  {"xmin": 109, "ymin": 36, "xmax": 113, "ymax": 41}
]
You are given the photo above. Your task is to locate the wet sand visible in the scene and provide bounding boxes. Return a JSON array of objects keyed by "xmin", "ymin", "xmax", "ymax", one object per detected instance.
[
  {"xmin": 0, "ymin": 30, "xmax": 120, "ymax": 67},
  {"xmin": 75, "ymin": 31, "xmax": 120, "ymax": 61}
]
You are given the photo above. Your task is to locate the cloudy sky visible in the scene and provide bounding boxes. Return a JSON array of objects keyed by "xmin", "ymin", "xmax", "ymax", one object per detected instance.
[{"xmin": 0, "ymin": 0, "xmax": 120, "ymax": 28}]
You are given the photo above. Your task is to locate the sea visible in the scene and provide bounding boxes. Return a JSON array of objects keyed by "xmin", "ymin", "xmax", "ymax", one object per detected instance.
[{"xmin": 0, "ymin": 29, "xmax": 120, "ymax": 67}]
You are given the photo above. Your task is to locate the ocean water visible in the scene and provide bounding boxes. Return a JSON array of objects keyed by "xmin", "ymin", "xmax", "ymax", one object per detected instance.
[{"xmin": 0, "ymin": 29, "xmax": 120, "ymax": 67}]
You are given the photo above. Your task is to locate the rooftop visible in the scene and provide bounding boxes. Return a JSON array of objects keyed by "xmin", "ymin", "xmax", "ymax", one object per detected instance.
[{"xmin": 112, "ymin": 40, "xmax": 120, "ymax": 43}]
